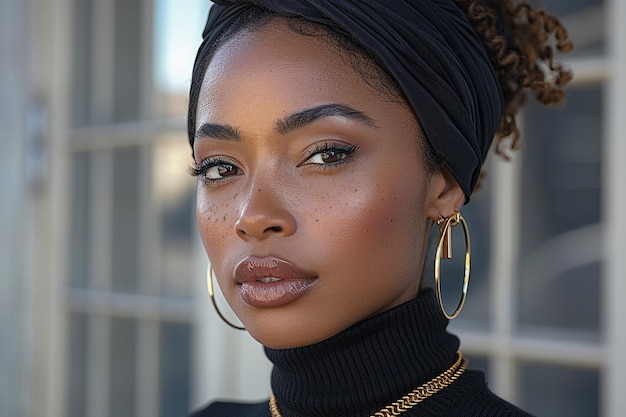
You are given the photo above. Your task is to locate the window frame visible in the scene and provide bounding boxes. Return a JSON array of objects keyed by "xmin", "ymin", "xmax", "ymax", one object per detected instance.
[{"xmin": 31, "ymin": 0, "xmax": 626, "ymax": 416}]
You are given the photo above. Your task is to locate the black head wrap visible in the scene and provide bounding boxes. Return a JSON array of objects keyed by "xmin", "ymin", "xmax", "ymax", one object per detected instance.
[{"xmin": 188, "ymin": 0, "xmax": 504, "ymax": 200}]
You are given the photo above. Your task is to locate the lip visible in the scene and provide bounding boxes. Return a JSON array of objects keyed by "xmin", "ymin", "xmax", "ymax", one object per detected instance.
[{"xmin": 234, "ymin": 256, "xmax": 317, "ymax": 307}]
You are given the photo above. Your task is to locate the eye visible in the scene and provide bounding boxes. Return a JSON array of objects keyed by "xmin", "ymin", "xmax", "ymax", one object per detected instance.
[
  {"xmin": 188, "ymin": 158, "xmax": 241, "ymax": 185},
  {"xmin": 205, "ymin": 163, "xmax": 239, "ymax": 180},
  {"xmin": 302, "ymin": 143, "xmax": 357, "ymax": 167}
]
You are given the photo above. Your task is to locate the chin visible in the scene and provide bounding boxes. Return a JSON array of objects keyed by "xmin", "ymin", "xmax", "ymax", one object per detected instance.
[
  {"xmin": 247, "ymin": 327, "xmax": 325, "ymax": 350},
  {"xmin": 244, "ymin": 316, "xmax": 347, "ymax": 349}
]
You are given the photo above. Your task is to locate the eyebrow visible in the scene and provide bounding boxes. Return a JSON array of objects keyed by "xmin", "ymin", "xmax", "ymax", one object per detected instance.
[
  {"xmin": 275, "ymin": 104, "xmax": 377, "ymax": 135},
  {"xmin": 195, "ymin": 123, "xmax": 241, "ymax": 142},
  {"xmin": 194, "ymin": 103, "xmax": 377, "ymax": 142}
]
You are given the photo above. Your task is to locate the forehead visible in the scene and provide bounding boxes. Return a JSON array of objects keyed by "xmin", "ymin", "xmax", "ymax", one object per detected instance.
[{"xmin": 197, "ymin": 20, "xmax": 387, "ymax": 115}]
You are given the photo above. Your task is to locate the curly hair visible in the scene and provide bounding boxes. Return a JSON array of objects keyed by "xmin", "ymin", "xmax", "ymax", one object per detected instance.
[{"xmin": 455, "ymin": 0, "xmax": 574, "ymax": 160}]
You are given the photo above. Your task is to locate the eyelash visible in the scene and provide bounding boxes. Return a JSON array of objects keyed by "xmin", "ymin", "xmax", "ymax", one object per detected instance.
[
  {"xmin": 188, "ymin": 157, "xmax": 240, "ymax": 186},
  {"xmin": 189, "ymin": 142, "xmax": 358, "ymax": 184},
  {"xmin": 301, "ymin": 142, "xmax": 358, "ymax": 169}
]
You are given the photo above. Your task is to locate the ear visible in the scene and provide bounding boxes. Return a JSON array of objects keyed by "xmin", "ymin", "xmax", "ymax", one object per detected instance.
[{"xmin": 425, "ymin": 168, "xmax": 465, "ymax": 221}]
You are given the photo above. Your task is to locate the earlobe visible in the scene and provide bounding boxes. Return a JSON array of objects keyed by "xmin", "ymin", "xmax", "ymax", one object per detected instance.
[{"xmin": 426, "ymin": 168, "xmax": 465, "ymax": 221}]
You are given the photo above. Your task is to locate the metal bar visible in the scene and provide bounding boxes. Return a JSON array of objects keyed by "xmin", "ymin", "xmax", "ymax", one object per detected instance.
[
  {"xmin": 90, "ymin": 0, "xmax": 115, "ymax": 124},
  {"xmin": 86, "ymin": 149, "xmax": 113, "ymax": 417},
  {"xmin": 69, "ymin": 117, "xmax": 185, "ymax": 151},
  {"xmin": 136, "ymin": 1, "xmax": 161, "ymax": 412},
  {"xmin": 489, "ymin": 150, "xmax": 522, "ymax": 402},
  {"xmin": 456, "ymin": 330, "xmax": 605, "ymax": 369},
  {"xmin": 43, "ymin": 0, "xmax": 73, "ymax": 415},
  {"xmin": 602, "ymin": 1, "xmax": 626, "ymax": 416},
  {"xmin": 67, "ymin": 289, "xmax": 194, "ymax": 322}
]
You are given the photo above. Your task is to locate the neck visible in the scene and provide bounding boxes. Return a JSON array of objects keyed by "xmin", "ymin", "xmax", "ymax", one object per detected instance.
[{"xmin": 264, "ymin": 288, "xmax": 459, "ymax": 417}]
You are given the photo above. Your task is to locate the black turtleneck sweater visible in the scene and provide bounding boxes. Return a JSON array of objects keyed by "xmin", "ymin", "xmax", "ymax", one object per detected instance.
[{"xmin": 190, "ymin": 289, "xmax": 533, "ymax": 417}]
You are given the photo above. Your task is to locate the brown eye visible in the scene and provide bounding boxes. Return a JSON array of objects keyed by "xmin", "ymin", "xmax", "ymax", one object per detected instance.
[
  {"xmin": 189, "ymin": 158, "xmax": 242, "ymax": 184},
  {"xmin": 320, "ymin": 150, "xmax": 347, "ymax": 164},
  {"xmin": 208, "ymin": 163, "xmax": 239, "ymax": 179},
  {"xmin": 303, "ymin": 143, "xmax": 357, "ymax": 167}
]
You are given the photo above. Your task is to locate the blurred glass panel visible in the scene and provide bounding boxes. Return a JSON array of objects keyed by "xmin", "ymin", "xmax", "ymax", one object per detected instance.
[
  {"xmin": 153, "ymin": 0, "xmax": 210, "ymax": 93},
  {"xmin": 440, "ymin": 171, "xmax": 492, "ymax": 326},
  {"xmin": 517, "ymin": 85, "xmax": 602, "ymax": 332},
  {"xmin": 518, "ymin": 362, "xmax": 598, "ymax": 417},
  {"xmin": 467, "ymin": 355, "xmax": 489, "ymax": 376},
  {"xmin": 113, "ymin": 0, "xmax": 142, "ymax": 122},
  {"xmin": 154, "ymin": 139, "xmax": 196, "ymax": 298},
  {"xmin": 109, "ymin": 318, "xmax": 137, "ymax": 417},
  {"xmin": 530, "ymin": 0, "xmax": 605, "ymax": 57},
  {"xmin": 67, "ymin": 313, "xmax": 88, "ymax": 417},
  {"xmin": 112, "ymin": 147, "xmax": 141, "ymax": 293},
  {"xmin": 159, "ymin": 322, "xmax": 191, "ymax": 417},
  {"xmin": 532, "ymin": 0, "xmax": 602, "ymax": 17},
  {"xmin": 70, "ymin": 152, "xmax": 90, "ymax": 288},
  {"xmin": 71, "ymin": 0, "xmax": 93, "ymax": 127},
  {"xmin": 152, "ymin": 0, "xmax": 212, "ymax": 117}
]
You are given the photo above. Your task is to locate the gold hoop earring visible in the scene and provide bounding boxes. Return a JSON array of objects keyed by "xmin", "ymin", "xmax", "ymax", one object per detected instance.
[
  {"xmin": 434, "ymin": 212, "xmax": 471, "ymax": 320},
  {"xmin": 207, "ymin": 265, "xmax": 245, "ymax": 330}
]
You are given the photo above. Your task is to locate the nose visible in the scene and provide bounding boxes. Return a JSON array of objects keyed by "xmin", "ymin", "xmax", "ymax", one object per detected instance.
[{"xmin": 234, "ymin": 185, "xmax": 297, "ymax": 241}]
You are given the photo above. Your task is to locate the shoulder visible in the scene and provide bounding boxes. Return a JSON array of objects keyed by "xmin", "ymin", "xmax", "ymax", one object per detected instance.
[{"xmin": 188, "ymin": 400, "xmax": 269, "ymax": 417}]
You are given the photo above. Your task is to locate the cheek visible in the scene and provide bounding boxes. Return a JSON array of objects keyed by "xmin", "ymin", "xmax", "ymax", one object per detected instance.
[
  {"xmin": 195, "ymin": 186, "xmax": 239, "ymax": 259},
  {"xmin": 303, "ymin": 173, "xmax": 426, "ymax": 264},
  {"xmin": 355, "ymin": 185, "xmax": 422, "ymax": 250}
]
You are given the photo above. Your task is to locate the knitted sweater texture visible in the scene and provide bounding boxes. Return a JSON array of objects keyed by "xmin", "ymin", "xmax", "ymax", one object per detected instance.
[{"xmin": 190, "ymin": 289, "xmax": 533, "ymax": 417}]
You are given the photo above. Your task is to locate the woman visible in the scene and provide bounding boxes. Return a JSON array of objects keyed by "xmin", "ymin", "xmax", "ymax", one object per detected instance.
[{"xmin": 187, "ymin": 1, "xmax": 573, "ymax": 416}]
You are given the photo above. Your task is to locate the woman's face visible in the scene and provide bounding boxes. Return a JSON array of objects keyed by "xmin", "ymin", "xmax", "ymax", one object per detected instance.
[{"xmin": 194, "ymin": 21, "xmax": 462, "ymax": 348}]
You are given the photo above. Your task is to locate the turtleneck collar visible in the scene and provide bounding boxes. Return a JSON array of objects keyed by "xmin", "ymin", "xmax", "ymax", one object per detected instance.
[{"xmin": 264, "ymin": 288, "xmax": 459, "ymax": 417}]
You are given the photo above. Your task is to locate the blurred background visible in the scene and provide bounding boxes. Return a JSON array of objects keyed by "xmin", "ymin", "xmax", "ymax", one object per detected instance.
[{"xmin": 1, "ymin": 0, "xmax": 625, "ymax": 416}]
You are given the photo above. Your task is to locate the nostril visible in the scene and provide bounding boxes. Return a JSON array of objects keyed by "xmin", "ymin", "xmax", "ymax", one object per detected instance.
[{"xmin": 267, "ymin": 226, "xmax": 283, "ymax": 233}]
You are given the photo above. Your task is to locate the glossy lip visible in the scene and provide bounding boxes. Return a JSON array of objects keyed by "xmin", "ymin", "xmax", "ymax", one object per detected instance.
[{"xmin": 234, "ymin": 256, "xmax": 318, "ymax": 307}]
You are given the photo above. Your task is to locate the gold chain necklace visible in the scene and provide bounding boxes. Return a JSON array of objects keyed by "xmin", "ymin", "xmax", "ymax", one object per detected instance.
[{"xmin": 269, "ymin": 351, "xmax": 468, "ymax": 417}]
